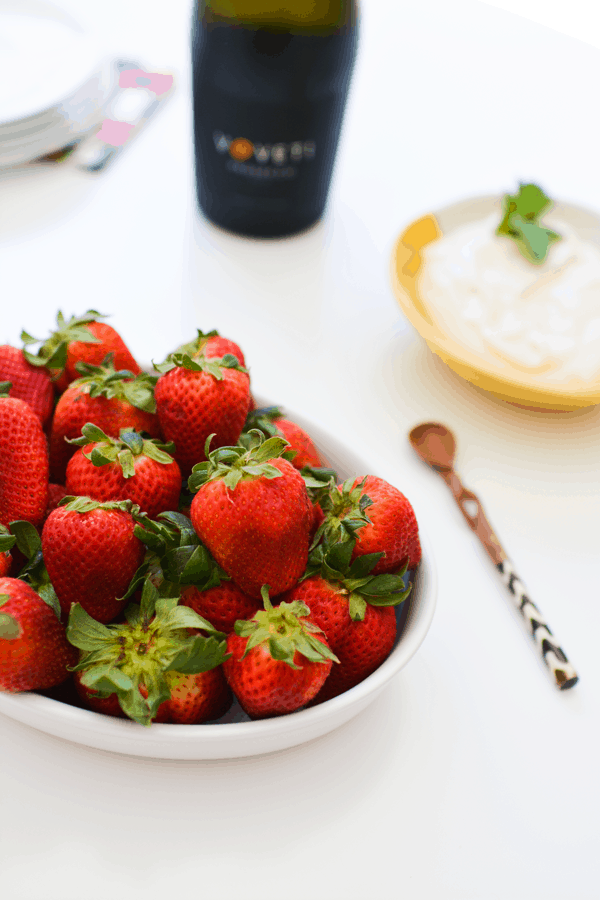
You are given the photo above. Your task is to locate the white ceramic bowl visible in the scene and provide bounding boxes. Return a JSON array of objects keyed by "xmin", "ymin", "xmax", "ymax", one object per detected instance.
[{"xmin": 0, "ymin": 407, "xmax": 436, "ymax": 759}]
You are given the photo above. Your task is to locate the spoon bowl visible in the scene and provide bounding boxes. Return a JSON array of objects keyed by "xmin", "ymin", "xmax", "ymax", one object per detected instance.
[{"xmin": 409, "ymin": 422, "xmax": 456, "ymax": 471}]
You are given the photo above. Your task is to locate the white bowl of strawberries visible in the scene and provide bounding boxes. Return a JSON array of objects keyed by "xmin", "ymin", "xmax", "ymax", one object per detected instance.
[{"xmin": 0, "ymin": 315, "xmax": 436, "ymax": 759}]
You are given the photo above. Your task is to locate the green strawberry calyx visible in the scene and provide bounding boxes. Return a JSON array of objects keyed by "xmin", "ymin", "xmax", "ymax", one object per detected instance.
[
  {"xmin": 0, "ymin": 381, "xmax": 12, "ymax": 398},
  {"xmin": 242, "ymin": 405, "xmax": 284, "ymax": 439},
  {"xmin": 174, "ymin": 329, "xmax": 220, "ymax": 358},
  {"xmin": 67, "ymin": 423, "xmax": 176, "ymax": 478},
  {"xmin": 299, "ymin": 464, "xmax": 340, "ymax": 503},
  {"xmin": 67, "ymin": 579, "xmax": 229, "ymax": 726},
  {"xmin": 188, "ymin": 430, "xmax": 289, "ymax": 492},
  {"xmin": 302, "ymin": 539, "xmax": 411, "ymax": 622},
  {"xmin": 310, "ymin": 477, "xmax": 373, "ymax": 550},
  {"xmin": 58, "ymin": 496, "xmax": 145, "ymax": 519},
  {"xmin": 130, "ymin": 511, "xmax": 230, "ymax": 598},
  {"xmin": 153, "ymin": 350, "xmax": 247, "ymax": 380},
  {"xmin": 239, "ymin": 405, "xmax": 295, "ymax": 463},
  {"xmin": 235, "ymin": 585, "xmax": 339, "ymax": 670},
  {"xmin": 21, "ymin": 309, "xmax": 105, "ymax": 373},
  {"xmin": 67, "ymin": 358, "xmax": 158, "ymax": 413}
]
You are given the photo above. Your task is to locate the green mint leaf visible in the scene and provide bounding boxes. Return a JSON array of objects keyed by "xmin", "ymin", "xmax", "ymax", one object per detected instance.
[{"xmin": 496, "ymin": 183, "xmax": 561, "ymax": 264}]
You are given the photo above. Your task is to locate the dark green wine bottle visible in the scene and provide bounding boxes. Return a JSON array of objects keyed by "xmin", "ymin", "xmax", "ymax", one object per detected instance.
[{"xmin": 192, "ymin": 1, "xmax": 358, "ymax": 238}]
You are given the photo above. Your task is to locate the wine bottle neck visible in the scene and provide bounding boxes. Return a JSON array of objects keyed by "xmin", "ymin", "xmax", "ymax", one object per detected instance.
[{"xmin": 201, "ymin": 0, "xmax": 355, "ymax": 33}]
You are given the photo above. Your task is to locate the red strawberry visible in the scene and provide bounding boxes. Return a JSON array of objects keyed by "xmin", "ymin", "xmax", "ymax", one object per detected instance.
[
  {"xmin": 181, "ymin": 581, "xmax": 261, "ymax": 634},
  {"xmin": 0, "ymin": 345, "xmax": 54, "ymax": 427},
  {"xmin": 65, "ymin": 424, "xmax": 182, "ymax": 519},
  {"xmin": 0, "ymin": 577, "xmax": 78, "ymax": 691},
  {"xmin": 222, "ymin": 587, "xmax": 337, "ymax": 718},
  {"xmin": 42, "ymin": 498, "xmax": 146, "ymax": 623},
  {"xmin": 312, "ymin": 604, "xmax": 397, "ymax": 704},
  {"xmin": 0, "ymin": 388, "xmax": 49, "ymax": 529},
  {"xmin": 177, "ymin": 329, "xmax": 246, "ymax": 368},
  {"xmin": 242, "ymin": 406, "xmax": 321, "ymax": 469},
  {"xmin": 284, "ymin": 575, "xmax": 398, "ymax": 703},
  {"xmin": 189, "ymin": 434, "xmax": 313, "ymax": 599},
  {"xmin": 48, "ymin": 362, "xmax": 160, "ymax": 482},
  {"xmin": 347, "ymin": 476, "xmax": 421, "ymax": 573},
  {"xmin": 154, "ymin": 351, "xmax": 250, "ymax": 475},
  {"xmin": 74, "ymin": 667, "xmax": 231, "ymax": 724},
  {"xmin": 281, "ymin": 537, "xmax": 410, "ymax": 702},
  {"xmin": 67, "ymin": 581, "xmax": 230, "ymax": 725},
  {"xmin": 22, "ymin": 310, "xmax": 140, "ymax": 393},
  {"xmin": 274, "ymin": 417, "xmax": 322, "ymax": 468}
]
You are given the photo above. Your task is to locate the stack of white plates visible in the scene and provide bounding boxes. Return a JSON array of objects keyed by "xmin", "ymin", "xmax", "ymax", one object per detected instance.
[{"xmin": 0, "ymin": 0, "xmax": 115, "ymax": 167}]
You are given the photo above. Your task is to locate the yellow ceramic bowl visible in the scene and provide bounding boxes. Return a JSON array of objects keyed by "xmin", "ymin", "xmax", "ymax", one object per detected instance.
[{"xmin": 391, "ymin": 195, "xmax": 600, "ymax": 411}]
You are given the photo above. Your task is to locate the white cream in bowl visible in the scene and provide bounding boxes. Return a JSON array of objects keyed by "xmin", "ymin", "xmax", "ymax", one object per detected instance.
[{"xmin": 418, "ymin": 212, "xmax": 600, "ymax": 385}]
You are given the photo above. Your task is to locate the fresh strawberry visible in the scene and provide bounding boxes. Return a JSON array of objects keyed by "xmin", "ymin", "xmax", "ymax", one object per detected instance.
[
  {"xmin": 177, "ymin": 329, "xmax": 246, "ymax": 368},
  {"xmin": 0, "ymin": 577, "xmax": 77, "ymax": 691},
  {"xmin": 189, "ymin": 433, "xmax": 313, "ymax": 599},
  {"xmin": 67, "ymin": 580, "xmax": 230, "ymax": 725},
  {"xmin": 74, "ymin": 666, "xmax": 231, "ymax": 723},
  {"xmin": 310, "ymin": 475, "xmax": 421, "ymax": 574},
  {"xmin": 0, "ymin": 345, "xmax": 54, "ymax": 427},
  {"xmin": 0, "ymin": 386, "xmax": 49, "ymax": 529},
  {"xmin": 223, "ymin": 586, "xmax": 337, "ymax": 718},
  {"xmin": 42, "ymin": 497, "xmax": 146, "ymax": 623},
  {"xmin": 311, "ymin": 602, "xmax": 397, "ymax": 704},
  {"xmin": 0, "ymin": 526, "xmax": 15, "ymax": 577},
  {"xmin": 243, "ymin": 406, "xmax": 322, "ymax": 469},
  {"xmin": 154, "ymin": 350, "xmax": 250, "ymax": 475},
  {"xmin": 346, "ymin": 476, "xmax": 421, "ymax": 573},
  {"xmin": 65, "ymin": 424, "xmax": 182, "ymax": 519},
  {"xmin": 22, "ymin": 310, "xmax": 141, "ymax": 393},
  {"xmin": 181, "ymin": 581, "xmax": 260, "ymax": 634},
  {"xmin": 48, "ymin": 361, "xmax": 160, "ymax": 482},
  {"xmin": 282, "ymin": 537, "xmax": 410, "ymax": 701}
]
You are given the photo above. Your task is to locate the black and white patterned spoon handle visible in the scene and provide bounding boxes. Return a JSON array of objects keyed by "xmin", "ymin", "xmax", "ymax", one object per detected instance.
[{"xmin": 496, "ymin": 559, "xmax": 578, "ymax": 690}]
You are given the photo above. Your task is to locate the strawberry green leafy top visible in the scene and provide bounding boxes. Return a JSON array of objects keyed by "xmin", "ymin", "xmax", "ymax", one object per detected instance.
[
  {"xmin": 21, "ymin": 310, "xmax": 105, "ymax": 371},
  {"xmin": 67, "ymin": 579, "xmax": 229, "ymax": 725},
  {"xmin": 68, "ymin": 423, "xmax": 176, "ymax": 478},
  {"xmin": 66, "ymin": 359, "xmax": 158, "ymax": 412},
  {"xmin": 188, "ymin": 430, "xmax": 290, "ymax": 492},
  {"xmin": 496, "ymin": 183, "xmax": 561, "ymax": 265},
  {"xmin": 153, "ymin": 351, "xmax": 247, "ymax": 378},
  {"xmin": 303, "ymin": 538, "xmax": 411, "ymax": 622},
  {"xmin": 235, "ymin": 585, "xmax": 339, "ymax": 669},
  {"xmin": 131, "ymin": 511, "xmax": 230, "ymax": 597}
]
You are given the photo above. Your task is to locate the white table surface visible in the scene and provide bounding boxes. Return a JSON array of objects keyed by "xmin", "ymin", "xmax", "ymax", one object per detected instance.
[{"xmin": 1, "ymin": 2, "xmax": 599, "ymax": 898}]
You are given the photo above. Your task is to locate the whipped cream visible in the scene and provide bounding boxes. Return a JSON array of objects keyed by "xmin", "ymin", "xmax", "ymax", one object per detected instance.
[{"xmin": 418, "ymin": 212, "xmax": 600, "ymax": 384}]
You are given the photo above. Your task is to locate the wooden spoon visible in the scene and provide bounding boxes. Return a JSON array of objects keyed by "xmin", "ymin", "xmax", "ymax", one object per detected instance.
[{"xmin": 409, "ymin": 422, "xmax": 578, "ymax": 690}]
